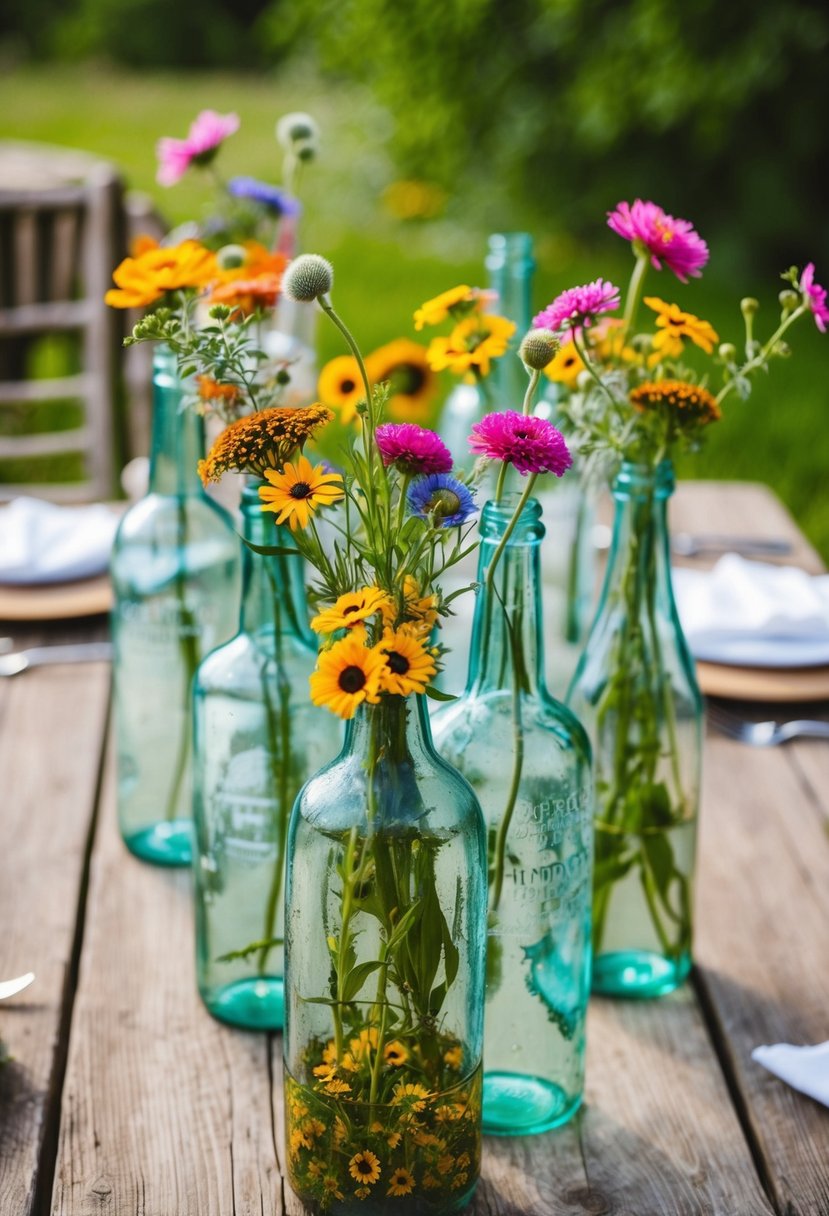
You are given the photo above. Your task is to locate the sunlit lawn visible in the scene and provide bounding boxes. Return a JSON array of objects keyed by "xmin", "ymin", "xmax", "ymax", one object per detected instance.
[{"xmin": 2, "ymin": 64, "xmax": 827, "ymax": 555}]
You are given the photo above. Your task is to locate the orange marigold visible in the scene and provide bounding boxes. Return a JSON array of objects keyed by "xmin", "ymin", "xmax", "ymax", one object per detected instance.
[{"xmin": 105, "ymin": 240, "xmax": 217, "ymax": 309}]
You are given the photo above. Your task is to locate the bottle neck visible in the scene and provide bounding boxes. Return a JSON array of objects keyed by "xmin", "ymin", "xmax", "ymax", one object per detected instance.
[
  {"xmin": 486, "ymin": 232, "xmax": 534, "ymax": 408},
  {"xmin": 148, "ymin": 346, "xmax": 205, "ymax": 496},
  {"xmin": 601, "ymin": 459, "xmax": 675, "ymax": 610},
  {"xmin": 344, "ymin": 694, "xmax": 435, "ymax": 768},
  {"xmin": 239, "ymin": 484, "xmax": 313, "ymax": 647},
  {"xmin": 466, "ymin": 496, "xmax": 547, "ymax": 697}
]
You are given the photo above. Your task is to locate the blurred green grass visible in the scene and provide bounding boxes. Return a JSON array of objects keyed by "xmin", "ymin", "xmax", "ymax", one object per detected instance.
[{"xmin": 2, "ymin": 64, "xmax": 827, "ymax": 556}]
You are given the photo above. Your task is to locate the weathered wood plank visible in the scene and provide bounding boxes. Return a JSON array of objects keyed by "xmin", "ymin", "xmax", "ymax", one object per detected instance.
[
  {"xmin": 697, "ymin": 739, "xmax": 829, "ymax": 1216},
  {"xmin": 52, "ymin": 747, "xmax": 283, "ymax": 1216},
  {"xmin": 0, "ymin": 663, "xmax": 110, "ymax": 1216}
]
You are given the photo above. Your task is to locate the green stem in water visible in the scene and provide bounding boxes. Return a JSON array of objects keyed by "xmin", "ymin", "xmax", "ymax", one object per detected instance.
[{"xmin": 484, "ymin": 474, "xmax": 538, "ymax": 597}]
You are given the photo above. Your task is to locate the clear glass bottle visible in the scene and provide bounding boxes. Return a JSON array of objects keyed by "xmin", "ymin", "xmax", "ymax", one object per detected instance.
[
  {"xmin": 110, "ymin": 346, "xmax": 241, "ymax": 866},
  {"xmin": 432, "ymin": 497, "xmax": 593, "ymax": 1136},
  {"xmin": 567, "ymin": 460, "xmax": 702, "ymax": 998},
  {"xmin": 284, "ymin": 695, "xmax": 487, "ymax": 1214},
  {"xmin": 192, "ymin": 483, "xmax": 341, "ymax": 1029},
  {"xmin": 440, "ymin": 232, "xmax": 534, "ymax": 472}
]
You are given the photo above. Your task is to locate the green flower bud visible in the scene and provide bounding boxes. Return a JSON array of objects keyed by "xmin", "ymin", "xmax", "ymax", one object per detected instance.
[
  {"xmin": 276, "ymin": 111, "xmax": 320, "ymax": 150},
  {"xmin": 294, "ymin": 138, "xmax": 318, "ymax": 163},
  {"xmin": 216, "ymin": 244, "xmax": 247, "ymax": 271},
  {"xmin": 283, "ymin": 254, "xmax": 334, "ymax": 302},
  {"xmin": 740, "ymin": 297, "xmax": 759, "ymax": 319},
  {"xmin": 276, "ymin": 369, "xmax": 291, "ymax": 386},
  {"xmin": 208, "ymin": 304, "xmax": 233, "ymax": 321},
  {"xmin": 772, "ymin": 340, "xmax": 792, "ymax": 358},
  {"xmin": 518, "ymin": 327, "xmax": 560, "ymax": 370},
  {"xmin": 718, "ymin": 342, "xmax": 737, "ymax": 362},
  {"xmin": 778, "ymin": 289, "xmax": 799, "ymax": 314}
]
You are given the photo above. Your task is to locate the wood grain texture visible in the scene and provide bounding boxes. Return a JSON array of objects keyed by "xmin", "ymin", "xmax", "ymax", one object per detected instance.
[
  {"xmin": 51, "ymin": 748, "xmax": 284, "ymax": 1216},
  {"xmin": 0, "ymin": 662, "xmax": 110, "ymax": 1216}
]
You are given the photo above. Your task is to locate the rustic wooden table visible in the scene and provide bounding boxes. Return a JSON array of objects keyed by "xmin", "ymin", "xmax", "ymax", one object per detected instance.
[{"xmin": 2, "ymin": 482, "xmax": 828, "ymax": 1216}]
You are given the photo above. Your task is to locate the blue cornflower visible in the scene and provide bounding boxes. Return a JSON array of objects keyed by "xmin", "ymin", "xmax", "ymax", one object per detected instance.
[
  {"xmin": 407, "ymin": 473, "xmax": 477, "ymax": 528},
  {"xmin": 227, "ymin": 177, "xmax": 302, "ymax": 216}
]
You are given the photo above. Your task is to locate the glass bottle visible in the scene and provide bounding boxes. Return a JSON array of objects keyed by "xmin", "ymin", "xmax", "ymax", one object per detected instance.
[
  {"xmin": 567, "ymin": 460, "xmax": 702, "ymax": 998},
  {"xmin": 192, "ymin": 483, "xmax": 341, "ymax": 1029},
  {"xmin": 440, "ymin": 233, "xmax": 534, "ymax": 472},
  {"xmin": 284, "ymin": 695, "xmax": 487, "ymax": 1214},
  {"xmin": 432, "ymin": 497, "xmax": 593, "ymax": 1136},
  {"xmin": 110, "ymin": 346, "xmax": 241, "ymax": 866}
]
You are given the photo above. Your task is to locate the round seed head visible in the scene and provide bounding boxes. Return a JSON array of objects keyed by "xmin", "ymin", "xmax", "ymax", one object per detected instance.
[
  {"xmin": 518, "ymin": 327, "xmax": 560, "ymax": 370},
  {"xmin": 283, "ymin": 254, "xmax": 334, "ymax": 302}
]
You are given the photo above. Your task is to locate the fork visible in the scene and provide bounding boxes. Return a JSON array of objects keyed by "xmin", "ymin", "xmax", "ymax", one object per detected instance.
[
  {"xmin": 0, "ymin": 641, "xmax": 112, "ymax": 677},
  {"xmin": 707, "ymin": 701, "xmax": 829, "ymax": 746}
]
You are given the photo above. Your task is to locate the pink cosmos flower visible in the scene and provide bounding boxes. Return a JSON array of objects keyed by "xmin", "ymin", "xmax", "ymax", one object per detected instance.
[
  {"xmin": 607, "ymin": 199, "xmax": 709, "ymax": 282},
  {"xmin": 156, "ymin": 110, "xmax": 240, "ymax": 187},
  {"xmin": 533, "ymin": 279, "xmax": 621, "ymax": 342},
  {"xmin": 800, "ymin": 263, "xmax": 829, "ymax": 333},
  {"xmin": 468, "ymin": 411, "xmax": 572, "ymax": 477},
  {"xmin": 375, "ymin": 423, "xmax": 453, "ymax": 475}
]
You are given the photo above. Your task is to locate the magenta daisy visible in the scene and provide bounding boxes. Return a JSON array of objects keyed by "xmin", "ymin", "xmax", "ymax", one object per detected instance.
[
  {"xmin": 533, "ymin": 279, "xmax": 620, "ymax": 342},
  {"xmin": 156, "ymin": 110, "xmax": 240, "ymax": 187},
  {"xmin": 800, "ymin": 263, "xmax": 829, "ymax": 333},
  {"xmin": 375, "ymin": 423, "xmax": 453, "ymax": 475},
  {"xmin": 607, "ymin": 199, "xmax": 709, "ymax": 283},
  {"xmin": 468, "ymin": 412, "xmax": 572, "ymax": 477}
]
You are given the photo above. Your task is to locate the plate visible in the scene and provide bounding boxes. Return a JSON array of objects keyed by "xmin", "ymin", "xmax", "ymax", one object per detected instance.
[
  {"xmin": 696, "ymin": 659, "xmax": 829, "ymax": 702},
  {"xmin": 690, "ymin": 633, "xmax": 829, "ymax": 669},
  {"xmin": 0, "ymin": 574, "xmax": 112, "ymax": 621}
]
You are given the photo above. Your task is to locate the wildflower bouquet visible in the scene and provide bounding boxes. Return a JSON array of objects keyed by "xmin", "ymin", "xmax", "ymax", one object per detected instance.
[{"xmin": 539, "ymin": 199, "xmax": 826, "ymax": 994}]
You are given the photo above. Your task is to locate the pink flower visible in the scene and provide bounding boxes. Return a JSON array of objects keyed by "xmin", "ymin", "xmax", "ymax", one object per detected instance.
[
  {"xmin": 156, "ymin": 110, "xmax": 240, "ymax": 187},
  {"xmin": 607, "ymin": 199, "xmax": 709, "ymax": 282},
  {"xmin": 375, "ymin": 423, "xmax": 453, "ymax": 475},
  {"xmin": 468, "ymin": 412, "xmax": 572, "ymax": 477},
  {"xmin": 533, "ymin": 279, "xmax": 621, "ymax": 342},
  {"xmin": 800, "ymin": 263, "xmax": 829, "ymax": 333}
]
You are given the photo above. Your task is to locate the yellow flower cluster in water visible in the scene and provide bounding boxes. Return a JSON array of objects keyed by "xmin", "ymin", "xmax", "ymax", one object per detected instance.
[
  {"xmin": 197, "ymin": 404, "xmax": 333, "ymax": 484},
  {"xmin": 630, "ymin": 379, "xmax": 721, "ymax": 425}
]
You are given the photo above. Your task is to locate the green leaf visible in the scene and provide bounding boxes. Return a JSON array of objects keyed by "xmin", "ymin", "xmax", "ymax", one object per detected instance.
[
  {"xmin": 423, "ymin": 684, "xmax": 457, "ymax": 702},
  {"xmin": 242, "ymin": 537, "xmax": 302, "ymax": 557},
  {"xmin": 342, "ymin": 959, "xmax": 384, "ymax": 1002}
]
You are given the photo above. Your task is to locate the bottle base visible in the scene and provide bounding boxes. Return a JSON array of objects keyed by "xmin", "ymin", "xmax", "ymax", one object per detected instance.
[
  {"xmin": 482, "ymin": 1072, "xmax": 581, "ymax": 1135},
  {"xmin": 123, "ymin": 820, "xmax": 193, "ymax": 867},
  {"xmin": 591, "ymin": 949, "xmax": 691, "ymax": 998},
  {"xmin": 201, "ymin": 977, "xmax": 284, "ymax": 1030},
  {"xmin": 288, "ymin": 1180, "xmax": 478, "ymax": 1215}
]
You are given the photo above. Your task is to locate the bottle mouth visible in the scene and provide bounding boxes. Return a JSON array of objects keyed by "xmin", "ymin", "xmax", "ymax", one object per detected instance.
[
  {"xmin": 614, "ymin": 459, "xmax": 675, "ymax": 500},
  {"xmin": 480, "ymin": 495, "xmax": 545, "ymax": 542}
]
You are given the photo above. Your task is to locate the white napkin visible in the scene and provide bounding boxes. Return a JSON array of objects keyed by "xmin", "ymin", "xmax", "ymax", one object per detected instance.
[
  {"xmin": 751, "ymin": 1041, "xmax": 829, "ymax": 1108},
  {"xmin": 0, "ymin": 496, "xmax": 119, "ymax": 585},
  {"xmin": 672, "ymin": 554, "xmax": 829, "ymax": 667}
]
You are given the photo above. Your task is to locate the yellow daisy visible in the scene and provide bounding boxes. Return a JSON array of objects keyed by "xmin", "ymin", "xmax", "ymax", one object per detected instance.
[
  {"xmin": 259, "ymin": 454, "xmax": 344, "ymax": 531},
  {"xmin": 426, "ymin": 314, "xmax": 515, "ymax": 378},
  {"xmin": 543, "ymin": 341, "xmax": 585, "ymax": 388},
  {"xmin": 309, "ymin": 634, "xmax": 385, "ymax": 719},
  {"xmin": 318, "ymin": 354, "xmax": 365, "ymax": 425},
  {"xmin": 387, "ymin": 1167, "xmax": 416, "ymax": 1197},
  {"xmin": 392, "ymin": 1081, "xmax": 431, "ymax": 1113},
  {"xmin": 311, "ymin": 587, "xmax": 391, "ymax": 635},
  {"xmin": 365, "ymin": 338, "xmax": 438, "ymax": 422},
  {"xmin": 383, "ymin": 1039, "xmax": 409, "ymax": 1066},
  {"xmin": 378, "ymin": 627, "xmax": 437, "ymax": 696},
  {"xmin": 443, "ymin": 1044, "xmax": 463, "ymax": 1070},
  {"xmin": 348, "ymin": 1151, "xmax": 382, "ymax": 1185},
  {"xmin": 413, "ymin": 284, "xmax": 477, "ymax": 330},
  {"xmin": 644, "ymin": 296, "xmax": 719, "ymax": 360},
  {"xmin": 323, "ymin": 1177, "xmax": 344, "ymax": 1200},
  {"xmin": 382, "ymin": 574, "xmax": 439, "ymax": 634},
  {"xmin": 323, "ymin": 1077, "xmax": 352, "ymax": 1095}
]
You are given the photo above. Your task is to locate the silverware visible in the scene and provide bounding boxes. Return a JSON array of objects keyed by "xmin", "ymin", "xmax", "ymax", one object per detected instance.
[
  {"xmin": 0, "ymin": 972, "xmax": 35, "ymax": 1000},
  {"xmin": 708, "ymin": 702, "xmax": 829, "ymax": 746},
  {"xmin": 672, "ymin": 533, "xmax": 794, "ymax": 558},
  {"xmin": 0, "ymin": 641, "xmax": 112, "ymax": 677}
]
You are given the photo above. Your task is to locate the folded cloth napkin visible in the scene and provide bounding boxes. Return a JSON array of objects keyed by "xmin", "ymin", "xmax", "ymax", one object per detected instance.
[
  {"xmin": 0, "ymin": 496, "xmax": 119, "ymax": 585},
  {"xmin": 672, "ymin": 554, "xmax": 829, "ymax": 666},
  {"xmin": 751, "ymin": 1041, "xmax": 829, "ymax": 1108}
]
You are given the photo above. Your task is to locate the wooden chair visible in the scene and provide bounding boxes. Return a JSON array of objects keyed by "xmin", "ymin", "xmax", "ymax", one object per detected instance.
[{"xmin": 0, "ymin": 141, "xmax": 128, "ymax": 502}]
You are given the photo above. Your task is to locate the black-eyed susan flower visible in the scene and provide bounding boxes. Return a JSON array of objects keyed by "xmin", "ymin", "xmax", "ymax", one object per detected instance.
[
  {"xmin": 413, "ymin": 284, "xmax": 478, "ymax": 330},
  {"xmin": 322, "ymin": 1177, "xmax": 344, "ymax": 1200},
  {"xmin": 309, "ymin": 634, "xmax": 385, "ymax": 719},
  {"xmin": 259, "ymin": 454, "xmax": 344, "ymax": 530},
  {"xmin": 426, "ymin": 314, "xmax": 515, "ymax": 379},
  {"xmin": 322, "ymin": 1077, "xmax": 352, "ymax": 1096},
  {"xmin": 378, "ymin": 628, "xmax": 437, "ymax": 696},
  {"xmin": 198, "ymin": 405, "xmax": 333, "ymax": 484},
  {"xmin": 387, "ymin": 1167, "xmax": 415, "ymax": 1197},
  {"xmin": 644, "ymin": 296, "xmax": 719, "ymax": 360},
  {"xmin": 318, "ymin": 354, "xmax": 365, "ymax": 425},
  {"xmin": 383, "ymin": 1039, "xmax": 409, "ymax": 1066},
  {"xmin": 311, "ymin": 587, "xmax": 391, "ymax": 635},
  {"xmin": 348, "ymin": 1151, "xmax": 381, "ymax": 1185},
  {"xmin": 543, "ymin": 341, "xmax": 586, "ymax": 388},
  {"xmin": 630, "ymin": 379, "xmax": 721, "ymax": 425},
  {"xmin": 365, "ymin": 339, "xmax": 438, "ymax": 422},
  {"xmin": 392, "ymin": 1081, "xmax": 431, "ymax": 1113}
]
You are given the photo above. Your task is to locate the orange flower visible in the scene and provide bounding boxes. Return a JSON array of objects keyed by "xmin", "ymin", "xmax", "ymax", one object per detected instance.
[
  {"xmin": 210, "ymin": 242, "xmax": 288, "ymax": 314},
  {"xmin": 105, "ymin": 239, "xmax": 217, "ymax": 309}
]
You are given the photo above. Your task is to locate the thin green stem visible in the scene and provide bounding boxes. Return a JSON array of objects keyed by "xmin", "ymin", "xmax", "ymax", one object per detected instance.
[
  {"xmin": 572, "ymin": 332, "xmax": 619, "ymax": 407},
  {"xmin": 521, "ymin": 368, "xmax": 541, "ymax": 416},
  {"xmin": 620, "ymin": 251, "xmax": 650, "ymax": 346},
  {"xmin": 484, "ymin": 474, "xmax": 538, "ymax": 596},
  {"xmin": 716, "ymin": 303, "xmax": 808, "ymax": 406}
]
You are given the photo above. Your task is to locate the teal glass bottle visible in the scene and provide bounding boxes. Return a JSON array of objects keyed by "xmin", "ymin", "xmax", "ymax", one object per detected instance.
[
  {"xmin": 110, "ymin": 346, "xmax": 241, "ymax": 866},
  {"xmin": 567, "ymin": 460, "xmax": 702, "ymax": 998},
  {"xmin": 432, "ymin": 497, "xmax": 593, "ymax": 1136},
  {"xmin": 284, "ymin": 695, "xmax": 487, "ymax": 1213},
  {"xmin": 440, "ymin": 232, "xmax": 534, "ymax": 472},
  {"xmin": 192, "ymin": 483, "xmax": 341, "ymax": 1029}
]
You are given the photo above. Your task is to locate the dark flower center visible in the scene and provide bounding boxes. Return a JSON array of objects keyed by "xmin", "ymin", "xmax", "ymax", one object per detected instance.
[
  {"xmin": 385, "ymin": 650, "xmax": 410, "ymax": 675},
  {"xmin": 289, "ymin": 481, "xmax": 312, "ymax": 499},
  {"xmin": 340, "ymin": 377, "xmax": 356, "ymax": 393},
  {"xmin": 338, "ymin": 665, "xmax": 367, "ymax": 694},
  {"xmin": 390, "ymin": 363, "xmax": 426, "ymax": 395},
  {"xmin": 356, "ymin": 1159, "xmax": 374, "ymax": 1176},
  {"xmin": 343, "ymin": 604, "xmax": 360, "ymax": 616},
  {"xmin": 427, "ymin": 489, "xmax": 461, "ymax": 517}
]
